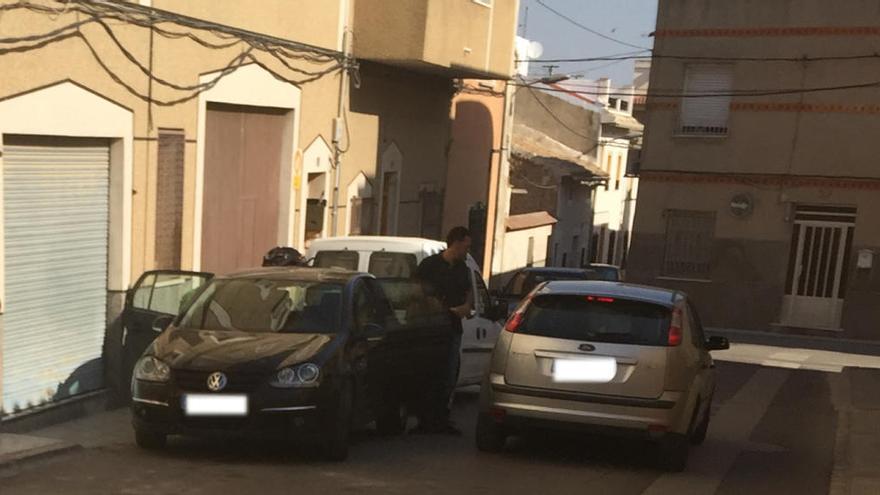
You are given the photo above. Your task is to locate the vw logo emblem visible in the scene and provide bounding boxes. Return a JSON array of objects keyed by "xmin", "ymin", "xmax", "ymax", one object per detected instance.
[
  {"xmin": 578, "ymin": 343, "xmax": 596, "ymax": 352},
  {"xmin": 206, "ymin": 372, "xmax": 227, "ymax": 392}
]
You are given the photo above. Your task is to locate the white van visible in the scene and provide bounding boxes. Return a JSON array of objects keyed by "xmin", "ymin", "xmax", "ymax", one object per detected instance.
[{"xmin": 306, "ymin": 236, "xmax": 503, "ymax": 386}]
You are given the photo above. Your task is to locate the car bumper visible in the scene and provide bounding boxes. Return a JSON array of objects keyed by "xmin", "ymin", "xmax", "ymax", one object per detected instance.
[
  {"xmin": 480, "ymin": 373, "xmax": 690, "ymax": 438},
  {"xmin": 131, "ymin": 379, "xmax": 327, "ymax": 438}
]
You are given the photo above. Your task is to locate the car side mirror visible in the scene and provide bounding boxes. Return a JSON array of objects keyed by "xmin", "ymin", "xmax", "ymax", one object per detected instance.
[
  {"xmin": 706, "ymin": 336, "xmax": 730, "ymax": 351},
  {"xmin": 489, "ymin": 299, "xmax": 509, "ymax": 322},
  {"xmin": 362, "ymin": 323, "xmax": 385, "ymax": 340},
  {"xmin": 152, "ymin": 315, "xmax": 174, "ymax": 333}
]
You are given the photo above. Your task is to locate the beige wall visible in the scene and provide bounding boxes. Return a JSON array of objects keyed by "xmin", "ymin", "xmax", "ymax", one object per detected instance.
[
  {"xmin": 645, "ymin": 0, "xmax": 880, "ymax": 179},
  {"xmin": 0, "ymin": 1, "xmax": 343, "ymax": 281},
  {"xmin": 443, "ymin": 81, "xmax": 505, "ymax": 234},
  {"xmin": 354, "ymin": 0, "xmax": 518, "ymax": 78},
  {"xmin": 630, "ymin": 0, "xmax": 880, "ymax": 338},
  {"xmin": 348, "ymin": 61, "xmax": 455, "ymax": 237}
]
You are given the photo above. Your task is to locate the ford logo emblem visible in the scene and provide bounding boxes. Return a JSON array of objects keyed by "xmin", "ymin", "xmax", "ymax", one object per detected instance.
[{"xmin": 578, "ymin": 343, "xmax": 596, "ymax": 352}]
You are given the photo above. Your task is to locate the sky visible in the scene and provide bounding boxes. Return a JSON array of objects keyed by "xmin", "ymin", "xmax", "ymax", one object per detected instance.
[{"xmin": 518, "ymin": 0, "xmax": 658, "ymax": 86}]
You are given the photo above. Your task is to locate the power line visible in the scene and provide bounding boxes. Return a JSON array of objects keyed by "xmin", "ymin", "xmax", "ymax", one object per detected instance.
[
  {"xmin": 534, "ymin": 0, "xmax": 651, "ymax": 51},
  {"xmin": 524, "ymin": 52, "xmax": 880, "ymax": 64},
  {"xmin": 0, "ymin": 1, "xmax": 347, "ymax": 107},
  {"xmin": 522, "ymin": 83, "xmax": 595, "ymax": 141},
  {"xmin": 513, "ymin": 80, "xmax": 880, "ymax": 99}
]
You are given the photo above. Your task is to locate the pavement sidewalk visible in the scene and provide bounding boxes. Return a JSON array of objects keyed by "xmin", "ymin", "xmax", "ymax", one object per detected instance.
[{"xmin": 0, "ymin": 407, "xmax": 129, "ymax": 475}]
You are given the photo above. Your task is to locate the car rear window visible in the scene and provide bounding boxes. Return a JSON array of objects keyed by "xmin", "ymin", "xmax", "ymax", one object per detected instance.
[
  {"xmin": 518, "ymin": 294, "xmax": 671, "ymax": 346},
  {"xmin": 590, "ymin": 267, "xmax": 620, "ymax": 281},
  {"xmin": 368, "ymin": 252, "xmax": 417, "ymax": 278},
  {"xmin": 314, "ymin": 250, "xmax": 359, "ymax": 270}
]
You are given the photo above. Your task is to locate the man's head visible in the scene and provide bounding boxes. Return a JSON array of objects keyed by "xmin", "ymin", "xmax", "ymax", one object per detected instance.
[{"xmin": 445, "ymin": 226, "xmax": 472, "ymax": 262}]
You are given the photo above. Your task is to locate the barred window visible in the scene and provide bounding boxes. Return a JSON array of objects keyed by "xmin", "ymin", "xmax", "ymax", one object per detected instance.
[{"xmin": 663, "ymin": 210, "xmax": 715, "ymax": 279}]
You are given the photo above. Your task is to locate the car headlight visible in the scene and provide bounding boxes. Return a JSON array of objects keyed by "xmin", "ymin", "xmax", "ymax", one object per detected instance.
[
  {"xmin": 134, "ymin": 356, "xmax": 170, "ymax": 383},
  {"xmin": 271, "ymin": 363, "xmax": 321, "ymax": 388}
]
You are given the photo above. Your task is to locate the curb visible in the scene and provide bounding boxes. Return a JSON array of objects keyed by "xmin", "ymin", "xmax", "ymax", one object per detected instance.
[
  {"xmin": 706, "ymin": 327, "xmax": 880, "ymax": 357},
  {"xmin": 0, "ymin": 441, "xmax": 82, "ymax": 475}
]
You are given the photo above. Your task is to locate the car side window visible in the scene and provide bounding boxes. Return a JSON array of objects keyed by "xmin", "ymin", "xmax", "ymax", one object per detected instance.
[
  {"xmin": 474, "ymin": 271, "xmax": 491, "ymax": 315},
  {"xmin": 687, "ymin": 302, "xmax": 707, "ymax": 347},
  {"xmin": 131, "ymin": 272, "xmax": 210, "ymax": 315},
  {"xmin": 508, "ymin": 272, "xmax": 527, "ymax": 296},
  {"xmin": 353, "ymin": 281, "xmax": 387, "ymax": 332}
]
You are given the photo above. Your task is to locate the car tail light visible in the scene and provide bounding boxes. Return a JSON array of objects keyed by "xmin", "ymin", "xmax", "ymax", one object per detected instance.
[
  {"xmin": 668, "ymin": 307, "xmax": 683, "ymax": 346},
  {"xmin": 585, "ymin": 296, "xmax": 615, "ymax": 303},
  {"xmin": 504, "ymin": 312, "xmax": 524, "ymax": 333},
  {"xmin": 504, "ymin": 295, "xmax": 532, "ymax": 333}
]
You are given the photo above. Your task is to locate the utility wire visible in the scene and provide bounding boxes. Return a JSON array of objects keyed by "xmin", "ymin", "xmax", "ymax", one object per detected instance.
[
  {"xmin": 525, "ymin": 52, "xmax": 880, "ymax": 64},
  {"xmin": 523, "ymin": 83, "xmax": 595, "ymax": 141},
  {"xmin": 534, "ymin": 0, "xmax": 651, "ymax": 51},
  {"xmin": 513, "ymin": 80, "xmax": 880, "ymax": 98}
]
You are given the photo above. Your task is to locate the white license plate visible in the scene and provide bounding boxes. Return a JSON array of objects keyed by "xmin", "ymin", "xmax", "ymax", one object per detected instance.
[
  {"xmin": 553, "ymin": 358, "xmax": 617, "ymax": 383},
  {"xmin": 183, "ymin": 394, "xmax": 248, "ymax": 416}
]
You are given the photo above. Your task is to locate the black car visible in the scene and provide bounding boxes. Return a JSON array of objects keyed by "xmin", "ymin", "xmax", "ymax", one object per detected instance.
[
  {"xmin": 126, "ymin": 267, "xmax": 452, "ymax": 461},
  {"xmin": 496, "ymin": 266, "xmax": 621, "ymax": 315}
]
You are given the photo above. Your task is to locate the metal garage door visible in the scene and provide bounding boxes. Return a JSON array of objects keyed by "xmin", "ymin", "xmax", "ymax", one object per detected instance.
[{"xmin": 2, "ymin": 137, "xmax": 109, "ymax": 415}]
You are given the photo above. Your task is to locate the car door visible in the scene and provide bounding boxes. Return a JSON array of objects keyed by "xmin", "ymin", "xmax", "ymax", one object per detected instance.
[
  {"xmin": 122, "ymin": 270, "xmax": 213, "ymax": 385},
  {"xmin": 458, "ymin": 263, "xmax": 484, "ymax": 385},
  {"xmin": 688, "ymin": 302, "xmax": 716, "ymax": 399},
  {"xmin": 351, "ymin": 279, "xmax": 397, "ymax": 415}
]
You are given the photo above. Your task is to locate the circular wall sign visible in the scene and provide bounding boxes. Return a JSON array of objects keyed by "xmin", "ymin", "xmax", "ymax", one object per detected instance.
[{"xmin": 730, "ymin": 193, "xmax": 754, "ymax": 218}]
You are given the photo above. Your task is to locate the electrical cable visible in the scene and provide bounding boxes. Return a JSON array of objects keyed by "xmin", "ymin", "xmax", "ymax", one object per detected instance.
[
  {"xmin": 526, "ymin": 52, "xmax": 880, "ymax": 64},
  {"xmin": 534, "ymin": 0, "xmax": 651, "ymax": 51},
  {"xmin": 512, "ymin": 80, "xmax": 880, "ymax": 98}
]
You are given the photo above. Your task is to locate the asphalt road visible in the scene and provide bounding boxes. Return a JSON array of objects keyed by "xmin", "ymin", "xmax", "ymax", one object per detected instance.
[{"xmin": 1, "ymin": 361, "xmax": 842, "ymax": 495}]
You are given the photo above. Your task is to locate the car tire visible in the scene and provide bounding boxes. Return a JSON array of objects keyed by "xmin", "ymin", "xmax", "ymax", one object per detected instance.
[
  {"xmin": 691, "ymin": 402, "xmax": 711, "ymax": 446},
  {"xmin": 376, "ymin": 400, "xmax": 407, "ymax": 436},
  {"xmin": 134, "ymin": 428, "xmax": 167, "ymax": 450},
  {"xmin": 475, "ymin": 413, "xmax": 506, "ymax": 453},
  {"xmin": 321, "ymin": 382, "xmax": 353, "ymax": 462},
  {"xmin": 658, "ymin": 433, "xmax": 689, "ymax": 472}
]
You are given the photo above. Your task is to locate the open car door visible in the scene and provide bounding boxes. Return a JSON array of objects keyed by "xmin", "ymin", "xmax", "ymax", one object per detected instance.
[{"xmin": 121, "ymin": 270, "xmax": 213, "ymax": 388}]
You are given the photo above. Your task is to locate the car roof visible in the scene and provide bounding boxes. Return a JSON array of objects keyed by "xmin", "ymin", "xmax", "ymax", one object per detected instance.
[
  {"xmin": 538, "ymin": 280, "xmax": 683, "ymax": 307},
  {"xmin": 587, "ymin": 263, "xmax": 620, "ymax": 270},
  {"xmin": 521, "ymin": 267, "xmax": 592, "ymax": 274},
  {"xmin": 307, "ymin": 236, "xmax": 446, "ymax": 253},
  {"xmin": 220, "ymin": 266, "xmax": 364, "ymax": 284}
]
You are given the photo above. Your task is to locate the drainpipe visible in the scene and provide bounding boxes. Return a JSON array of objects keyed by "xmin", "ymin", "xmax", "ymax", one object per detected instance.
[
  {"xmin": 489, "ymin": 80, "xmax": 515, "ymax": 287},
  {"xmin": 331, "ymin": 20, "xmax": 350, "ymax": 237}
]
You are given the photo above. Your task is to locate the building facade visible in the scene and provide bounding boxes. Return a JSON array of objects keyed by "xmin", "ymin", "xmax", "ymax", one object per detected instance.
[
  {"xmin": 628, "ymin": 0, "xmax": 880, "ymax": 339},
  {"xmin": 0, "ymin": 0, "xmax": 518, "ymax": 416}
]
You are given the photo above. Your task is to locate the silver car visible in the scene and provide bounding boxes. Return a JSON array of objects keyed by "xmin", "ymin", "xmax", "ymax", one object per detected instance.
[{"xmin": 476, "ymin": 281, "xmax": 729, "ymax": 471}]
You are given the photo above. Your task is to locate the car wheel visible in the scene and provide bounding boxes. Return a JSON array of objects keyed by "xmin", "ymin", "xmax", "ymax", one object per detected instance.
[
  {"xmin": 321, "ymin": 382, "xmax": 353, "ymax": 462},
  {"xmin": 475, "ymin": 413, "xmax": 507, "ymax": 453},
  {"xmin": 658, "ymin": 433, "xmax": 689, "ymax": 472},
  {"xmin": 134, "ymin": 428, "xmax": 167, "ymax": 450},
  {"xmin": 376, "ymin": 400, "xmax": 408, "ymax": 435},
  {"xmin": 691, "ymin": 402, "xmax": 711, "ymax": 445}
]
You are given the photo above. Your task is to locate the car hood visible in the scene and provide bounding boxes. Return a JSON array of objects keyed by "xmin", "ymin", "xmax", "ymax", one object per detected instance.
[{"xmin": 151, "ymin": 327, "xmax": 336, "ymax": 372}]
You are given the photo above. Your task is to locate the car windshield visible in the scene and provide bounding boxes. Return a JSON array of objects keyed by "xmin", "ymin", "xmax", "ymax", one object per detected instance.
[
  {"xmin": 177, "ymin": 278, "xmax": 343, "ymax": 333},
  {"xmin": 589, "ymin": 266, "xmax": 620, "ymax": 281},
  {"xmin": 519, "ymin": 294, "xmax": 671, "ymax": 346},
  {"xmin": 314, "ymin": 250, "xmax": 359, "ymax": 270}
]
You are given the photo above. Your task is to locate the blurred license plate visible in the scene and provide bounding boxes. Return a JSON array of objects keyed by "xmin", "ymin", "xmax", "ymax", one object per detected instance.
[
  {"xmin": 184, "ymin": 394, "xmax": 248, "ymax": 416},
  {"xmin": 553, "ymin": 358, "xmax": 617, "ymax": 383}
]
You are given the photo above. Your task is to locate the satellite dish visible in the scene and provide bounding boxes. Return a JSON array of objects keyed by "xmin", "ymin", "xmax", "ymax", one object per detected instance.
[{"xmin": 527, "ymin": 41, "xmax": 544, "ymax": 60}]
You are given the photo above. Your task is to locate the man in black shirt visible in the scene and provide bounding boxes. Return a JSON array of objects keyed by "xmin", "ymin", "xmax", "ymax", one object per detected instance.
[{"xmin": 413, "ymin": 226, "xmax": 473, "ymax": 435}]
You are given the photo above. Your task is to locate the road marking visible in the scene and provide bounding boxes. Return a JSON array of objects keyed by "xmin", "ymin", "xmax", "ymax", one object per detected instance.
[
  {"xmin": 713, "ymin": 344, "xmax": 880, "ymax": 373},
  {"xmin": 641, "ymin": 367, "xmax": 790, "ymax": 495}
]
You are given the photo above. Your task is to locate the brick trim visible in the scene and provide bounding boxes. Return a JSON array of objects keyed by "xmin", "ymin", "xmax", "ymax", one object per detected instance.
[
  {"xmin": 640, "ymin": 171, "xmax": 880, "ymax": 190},
  {"xmin": 654, "ymin": 26, "xmax": 880, "ymax": 38}
]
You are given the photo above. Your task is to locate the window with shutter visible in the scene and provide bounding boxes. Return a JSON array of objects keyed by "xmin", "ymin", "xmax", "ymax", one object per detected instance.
[
  {"xmin": 662, "ymin": 210, "xmax": 716, "ymax": 278},
  {"xmin": 679, "ymin": 65, "xmax": 733, "ymax": 136}
]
